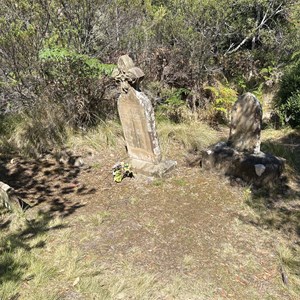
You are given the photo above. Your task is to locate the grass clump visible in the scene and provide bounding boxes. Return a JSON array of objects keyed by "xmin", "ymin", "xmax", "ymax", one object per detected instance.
[
  {"xmin": 0, "ymin": 210, "xmax": 63, "ymax": 300},
  {"xmin": 277, "ymin": 244, "xmax": 300, "ymax": 294},
  {"xmin": 0, "ymin": 103, "xmax": 67, "ymax": 157},
  {"xmin": 157, "ymin": 120, "xmax": 222, "ymax": 154},
  {"xmin": 261, "ymin": 128, "xmax": 300, "ymax": 175},
  {"xmin": 67, "ymin": 120, "xmax": 123, "ymax": 153}
]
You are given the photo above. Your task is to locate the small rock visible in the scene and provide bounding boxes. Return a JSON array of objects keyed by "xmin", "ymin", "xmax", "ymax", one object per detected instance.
[
  {"xmin": 74, "ymin": 158, "xmax": 84, "ymax": 167},
  {"xmin": 255, "ymin": 164, "xmax": 266, "ymax": 176},
  {"xmin": 72, "ymin": 277, "xmax": 80, "ymax": 286}
]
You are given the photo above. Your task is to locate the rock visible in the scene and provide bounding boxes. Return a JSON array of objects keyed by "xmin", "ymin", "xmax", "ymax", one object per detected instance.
[
  {"xmin": 73, "ymin": 158, "xmax": 84, "ymax": 167},
  {"xmin": 254, "ymin": 164, "xmax": 266, "ymax": 176},
  {"xmin": 0, "ymin": 181, "xmax": 13, "ymax": 209},
  {"xmin": 0, "ymin": 181, "xmax": 31, "ymax": 211},
  {"xmin": 201, "ymin": 143, "xmax": 285, "ymax": 187}
]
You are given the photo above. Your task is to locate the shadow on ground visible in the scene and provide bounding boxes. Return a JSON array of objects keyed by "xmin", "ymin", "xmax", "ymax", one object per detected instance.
[
  {"xmin": 0, "ymin": 152, "xmax": 98, "ymax": 296},
  {"xmin": 0, "ymin": 152, "xmax": 96, "ymax": 217},
  {"xmin": 0, "ymin": 207, "xmax": 69, "ymax": 295},
  {"xmin": 241, "ymin": 130, "xmax": 300, "ymax": 239}
]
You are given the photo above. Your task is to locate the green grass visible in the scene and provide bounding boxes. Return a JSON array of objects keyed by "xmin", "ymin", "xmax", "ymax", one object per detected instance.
[
  {"xmin": 0, "ymin": 210, "xmax": 63, "ymax": 300},
  {"xmin": 277, "ymin": 243, "xmax": 300, "ymax": 295},
  {"xmin": 0, "ymin": 110, "xmax": 221, "ymax": 160},
  {"xmin": 90, "ymin": 211, "xmax": 111, "ymax": 226}
]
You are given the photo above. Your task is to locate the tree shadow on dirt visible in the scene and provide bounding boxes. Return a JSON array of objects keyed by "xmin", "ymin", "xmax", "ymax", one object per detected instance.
[
  {"xmin": 0, "ymin": 150, "xmax": 99, "ymax": 296},
  {"xmin": 0, "ymin": 152, "xmax": 96, "ymax": 216},
  {"xmin": 240, "ymin": 130, "xmax": 300, "ymax": 239},
  {"xmin": 0, "ymin": 150, "xmax": 98, "ymax": 298}
]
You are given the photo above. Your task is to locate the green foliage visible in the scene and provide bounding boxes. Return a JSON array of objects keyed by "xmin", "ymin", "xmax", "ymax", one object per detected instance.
[
  {"xmin": 0, "ymin": 0, "xmax": 299, "ymax": 146},
  {"xmin": 39, "ymin": 47, "xmax": 115, "ymax": 77},
  {"xmin": 39, "ymin": 47, "xmax": 116, "ymax": 127},
  {"xmin": 156, "ymin": 88, "xmax": 190, "ymax": 123},
  {"xmin": 280, "ymin": 92, "xmax": 300, "ymax": 128},
  {"xmin": 276, "ymin": 59, "xmax": 300, "ymax": 127},
  {"xmin": 205, "ymin": 82, "xmax": 237, "ymax": 122},
  {"xmin": 277, "ymin": 60, "xmax": 300, "ymax": 105},
  {"xmin": 164, "ymin": 88, "xmax": 189, "ymax": 107}
]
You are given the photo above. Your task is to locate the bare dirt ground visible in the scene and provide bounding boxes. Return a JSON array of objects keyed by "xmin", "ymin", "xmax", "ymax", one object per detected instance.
[{"xmin": 1, "ymin": 134, "xmax": 300, "ymax": 299}]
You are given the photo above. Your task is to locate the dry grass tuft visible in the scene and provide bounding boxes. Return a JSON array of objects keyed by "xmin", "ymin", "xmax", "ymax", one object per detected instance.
[
  {"xmin": 157, "ymin": 121, "xmax": 223, "ymax": 155},
  {"xmin": 277, "ymin": 243, "xmax": 300, "ymax": 294},
  {"xmin": 0, "ymin": 103, "xmax": 67, "ymax": 157},
  {"xmin": 67, "ymin": 120, "xmax": 123, "ymax": 153}
]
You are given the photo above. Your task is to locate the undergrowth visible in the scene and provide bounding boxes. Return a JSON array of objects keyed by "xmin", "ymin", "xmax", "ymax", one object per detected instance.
[
  {"xmin": 0, "ymin": 110, "xmax": 223, "ymax": 159},
  {"xmin": 0, "ymin": 104, "xmax": 67, "ymax": 157}
]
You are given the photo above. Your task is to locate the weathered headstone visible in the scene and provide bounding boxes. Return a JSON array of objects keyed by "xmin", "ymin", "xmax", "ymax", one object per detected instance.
[
  {"xmin": 228, "ymin": 92, "xmax": 262, "ymax": 153},
  {"xmin": 201, "ymin": 93, "xmax": 284, "ymax": 187},
  {"xmin": 0, "ymin": 181, "xmax": 12, "ymax": 209},
  {"xmin": 113, "ymin": 55, "xmax": 176, "ymax": 176},
  {"xmin": 0, "ymin": 181, "xmax": 31, "ymax": 211}
]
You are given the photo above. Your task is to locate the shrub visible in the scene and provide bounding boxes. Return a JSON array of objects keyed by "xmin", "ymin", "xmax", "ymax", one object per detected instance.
[
  {"xmin": 276, "ymin": 59, "xmax": 300, "ymax": 127},
  {"xmin": 277, "ymin": 61, "xmax": 300, "ymax": 104},
  {"xmin": 155, "ymin": 87, "xmax": 191, "ymax": 123},
  {"xmin": 39, "ymin": 47, "xmax": 116, "ymax": 127},
  {"xmin": 280, "ymin": 92, "xmax": 300, "ymax": 128},
  {"xmin": 204, "ymin": 82, "xmax": 237, "ymax": 123}
]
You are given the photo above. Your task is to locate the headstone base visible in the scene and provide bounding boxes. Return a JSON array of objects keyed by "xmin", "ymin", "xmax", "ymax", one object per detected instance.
[
  {"xmin": 201, "ymin": 142, "xmax": 285, "ymax": 187},
  {"xmin": 131, "ymin": 159, "xmax": 177, "ymax": 177}
]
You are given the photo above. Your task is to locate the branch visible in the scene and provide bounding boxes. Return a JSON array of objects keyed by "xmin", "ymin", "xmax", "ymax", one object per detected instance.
[{"xmin": 225, "ymin": 1, "xmax": 285, "ymax": 55}]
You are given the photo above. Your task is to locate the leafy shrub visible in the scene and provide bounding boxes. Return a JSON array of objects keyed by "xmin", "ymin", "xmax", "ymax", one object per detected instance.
[
  {"xmin": 277, "ymin": 61, "xmax": 300, "ymax": 104},
  {"xmin": 280, "ymin": 92, "xmax": 300, "ymax": 128},
  {"xmin": 39, "ymin": 47, "xmax": 116, "ymax": 127},
  {"xmin": 204, "ymin": 82, "xmax": 237, "ymax": 123},
  {"xmin": 276, "ymin": 59, "xmax": 300, "ymax": 127},
  {"xmin": 156, "ymin": 88, "xmax": 191, "ymax": 123}
]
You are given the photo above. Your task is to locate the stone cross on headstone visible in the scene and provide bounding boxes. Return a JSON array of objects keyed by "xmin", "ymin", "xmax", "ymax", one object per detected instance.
[
  {"xmin": 112, "ymin": 55, "xmax": 176, "ymax": 176},
  {"xmin": 228, "ymin": 92, "xmax": 262, "ymax": 153}
]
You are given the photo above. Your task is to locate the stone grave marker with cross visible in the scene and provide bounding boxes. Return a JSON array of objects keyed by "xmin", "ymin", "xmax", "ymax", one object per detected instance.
[{"xmin": 112, "ymin": 55, "xmax": 176, "ymax": 176}]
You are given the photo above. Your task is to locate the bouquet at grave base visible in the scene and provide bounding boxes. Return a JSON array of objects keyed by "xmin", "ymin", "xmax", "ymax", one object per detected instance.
[{"xmin": 112, "ymin": 162, "xmax": 134, "ymax": 183}]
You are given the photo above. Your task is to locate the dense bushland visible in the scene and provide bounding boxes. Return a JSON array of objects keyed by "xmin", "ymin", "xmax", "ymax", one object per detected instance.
[{"xmin": 0, "ymin": 0, "xmax": 300, "ymax": 154}]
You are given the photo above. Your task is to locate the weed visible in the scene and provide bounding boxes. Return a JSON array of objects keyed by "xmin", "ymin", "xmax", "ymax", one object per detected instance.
[
  {"xmin": 173, "ymin": 178, "xmax": 187, "ymax": 186},
  {"xmin": 91, "ymin": 162, "xmax": 102, "ymax": 169},
  {"xmin": 277, "ymin": 244, "xmax": 300, "ymax": 293},
  {"xmin": 90, "ymin": 211, "xmax": 110, "ymax": 226},
  {"xmin": 243, "ymin": 187, "xmax": 252, "ymax": 202},
  {"xmin": 182, "ymin": 255, "xmax": 195, "ymax": 267},
  {"xmin": 129, "ymin": 197, "xmax": 140, "ymax": 205},
  {"xmin": 152, "ymin": 179, "xmax": 164, "ymax": 186}
]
